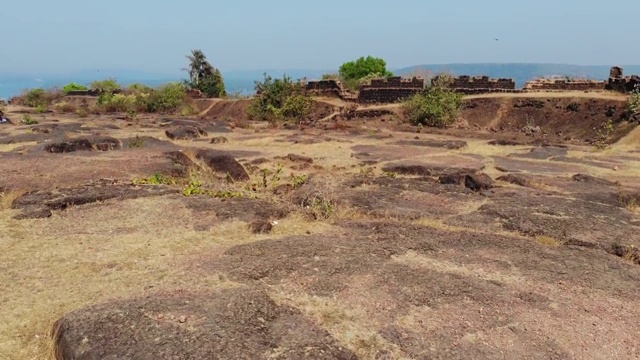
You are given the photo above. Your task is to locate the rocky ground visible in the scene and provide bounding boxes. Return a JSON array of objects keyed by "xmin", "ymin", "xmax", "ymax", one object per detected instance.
[{"xmin": 1, "ymin": 96, "xmax": 640, "ymax": 360}]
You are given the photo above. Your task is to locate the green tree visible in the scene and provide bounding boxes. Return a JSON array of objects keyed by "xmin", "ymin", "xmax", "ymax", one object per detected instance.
[
  {"xmin": 403, "ymin": 74, "xmax": 463, "ymax": 128},
  {"xmin": 184, "ymin": 50, "xmax": 226, "ymax": 98},
  {"xmin": 339, "ymin": 56, "xmax": 393, "ymax": 81}
]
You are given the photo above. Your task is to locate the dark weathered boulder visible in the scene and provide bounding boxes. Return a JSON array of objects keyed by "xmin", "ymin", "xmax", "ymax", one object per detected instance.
[
  {"xmin": 53, "ymin": 288, "xmax": 356, "ymax": 360},
  {"xmin": 44, "ymin": 136, "xmax": 122, "ymax": 153},
  {"xmin": 497, "ymin": 174, "xmax": 530, "ymax": 187},
  {"xmin": 45, "ymin": 139, "xmax": 93, "ymax": 153},
  {"xmin": 195, "ymin": 150, "xmax": 250, "ymax": 181},
  {"xmin": 439, "ymin": 171, "xmax": 495, "ymax": 191},
  {"xmin": 165, "ymin": 125, "xmax": 207, "ymax": 140},
  {"xmin": 249, "ymin": 219, "xmax": 273, "ymax": 234},
  {"xmin": 210, "ymin": 136, "xmax": 229, "ymax": 144}
]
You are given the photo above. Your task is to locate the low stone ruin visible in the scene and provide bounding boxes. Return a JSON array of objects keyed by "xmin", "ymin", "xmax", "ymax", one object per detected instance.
[
  {"xmin": 606, "ymin": 66, "xmax": 640, "ymax": 93},
  {"xmin": 523, "ymin": 78, "xmax": 606, "ymax": 91},
  {"xmin": 435, "ymin": 75, "xmax": 516, "ymax": 94},
  {"xmin": 358, "ymin": 77, "xmax": 424, "ymax": 104}
]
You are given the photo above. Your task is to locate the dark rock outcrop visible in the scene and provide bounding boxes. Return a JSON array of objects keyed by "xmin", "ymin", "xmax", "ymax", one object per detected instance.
[
  {"xmin": 165, "ymin": 126, "xmax": 207, "ymax": 140},
  {"xmin": 439, "ymin": 171, "xmax": 495, "ymax": 191}
]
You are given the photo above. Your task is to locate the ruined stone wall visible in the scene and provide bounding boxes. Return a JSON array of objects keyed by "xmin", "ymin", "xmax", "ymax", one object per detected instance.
[
  {"xmin": 435, "ymin": 75, "xmax": 516, "ymax": 90},
  {"xmin": 65, "ymin": 89, "xmax": 123, "ymax": 96},
  {"xmin": 606, "ymin": 76, "xmax": 640, "ymax": 93},
  {"xmin": 306, "ymin": 80, "xmax": 343, "ymax": 98},
  {"xmin": 523, "ymin": 79, "xmax": 606, "ymax": 91},
  {"xmin": 605, "ymin": 67, "xmax": 640, "ymax": 93},
  {"xmin": 358, "ymin": 77, "xmax": 424, "ymax": 104},
  {"xmin": 453, "ymin": 88, "xmax": 523, "ymax": 95},
  {"xmin": 360, "ymin": 76, "xmax": 425, "ymax": 90}
]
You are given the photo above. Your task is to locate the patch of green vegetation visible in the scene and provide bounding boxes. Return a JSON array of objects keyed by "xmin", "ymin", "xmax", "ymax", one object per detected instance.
[
  {"xmin": 76, "ymin": 108, "xmax": 89, "ymax": 118},
  {"xmin": 98, "ymin": 93, "xmax": 142, "ymax": 113},
  {"xmin": 133, "ymin": 173, "xmax": 177, "ymax": 186},
  {"xmin": 595, "ymin": 119, "xmax": 615, "ymax": 149},
  {"xmin": 383, "ymin": 171, "xmax": 398, "ymax": 178},
  {"xmin": 62, "ymin": 82, "xmax": 88, "ymax": 94},
  {"xmin": 321, "ymin": 73, "xmax": 340, "ymax": 81},
  {"xmin": 183, "ymin": 49, "xmax": 226, "ymax": 98},
  {"xmin": 54, "ymin": 101, "xmax": 76, "ymax": 113},
  {"xmin": 35, "ymin": 105, "xmax": 47, "ymax": 114},
  {"xmin": 127, "ymin": 83, "xmax": 153, "ymax": 94},
  {"xmin": 183, "ymin": 180, "xmax": 207, "ymax": 196},
  {"xmin": 628, "ymin": 89, "xmax": 640, "ymax": 115},
  {"xmin": 308, "ymin": 195, "xmax": 336, "ymax": 220},
  {"xmin": 179, "ymin": 104, "xmax": 198, "ymax": 117},
  {"xmin": 145, "ymin": 83, "xmax": 189, "ymax": 113},
  {"xmin": 125, "ymin": 109, "xmax": 138, "ymax": 122},
  {"xmin": 291, "ymin": 174, "xmax": 308, "ymax": 189},
  {"xmin": 129, "ymin": 135, "xmax": 146, "ymax": 148},
  {"xmin": 248, "ymin": 73, "xmax": 311, "ymax": 123},
  {"xmin": 21, "ymin": 115, "xmax": 38, "ymax": 125},
  {"xmin": 22, "ymin": 88, "xmax": 48, "ymax": 107},
  {"xmin": 90, "ymin": 78, "xmax": 121, "ymax": 93},
  {"xmin": 403, "ymin": 74, "xmax": 463, "ymax": 128}
]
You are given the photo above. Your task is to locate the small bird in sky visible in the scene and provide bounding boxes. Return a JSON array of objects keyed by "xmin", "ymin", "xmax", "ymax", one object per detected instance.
[{"xmin": 494, "ymin": 38, "xmax": 499, "ymax": 41}]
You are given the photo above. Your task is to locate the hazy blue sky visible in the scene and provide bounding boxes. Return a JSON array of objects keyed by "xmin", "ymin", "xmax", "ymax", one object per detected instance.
[{"xmin": 3, "ymin": 0, "xmax": 638, "ymax": 74}]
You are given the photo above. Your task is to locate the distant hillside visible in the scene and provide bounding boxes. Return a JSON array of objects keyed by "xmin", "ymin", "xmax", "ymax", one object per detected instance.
[{"xmin": 394, "ymin": 63, "xmax": 640, "ymax": 88}]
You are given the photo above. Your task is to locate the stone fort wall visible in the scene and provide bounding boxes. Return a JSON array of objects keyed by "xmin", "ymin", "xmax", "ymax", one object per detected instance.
[
  {"xmin": 523, "ymin": 78, "xmax": 607, "ymax": 91},
  {"xmin": 358, "ymin": 77, "xmax": 424, "ymax": 104}
]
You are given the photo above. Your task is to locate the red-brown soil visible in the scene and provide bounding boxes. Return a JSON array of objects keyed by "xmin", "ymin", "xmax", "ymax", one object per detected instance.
[{"xmin": 1, "ymin": 93, "xmax": 640, "ymax": 359}]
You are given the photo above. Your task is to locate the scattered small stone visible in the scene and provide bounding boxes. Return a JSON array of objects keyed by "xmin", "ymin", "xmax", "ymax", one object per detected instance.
[
  {"xmin": 286, "ymin": 153, "xmax": 313, "ymax": 164},
  {"xmin": 178, "ymin": 316, "xmax": 187, "ymax": 323},
  {"xmin": 210, "ymin": 136, "xmax": 229, "ymax": 144}
]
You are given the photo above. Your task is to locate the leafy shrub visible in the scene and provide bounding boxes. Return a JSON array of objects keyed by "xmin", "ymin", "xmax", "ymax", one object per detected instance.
[
  {"xmin": 62, "ymin": 82, "xmax": 88, "ymax": 94},
  {"xmin": 281, "ymin": 94, "xmax": 312, "ymax": 120},
  {"xmin": 628, "ymin": 89, "xmax": 640, "ymax": 115},
  {"xmin": 22, "ymin": 88, "xmax": 47, "ymax": 107},
  {"xmin": 90, "ymin": 78, "xmax": 120, "ymax": 93},
  {"xmin": 129, "ymin": 135, "xmax": 146, "ymax": 148},
  {"xmin": 127, "ymin": 83, "xmax": 153, "ymax": 94},
  {"xmin": 180, "ymin": 104, "xmax": 198, "ymax": 117},
  {"xmin": 35, "ymin": 105, "xmax": 47, "ymax": 113},
  {"xmin": 21, "ymin": 115, "xmax": 38, "ymax": 125},
  {"xmin": 145, "ymin": 83, "xmax": 189, "ymax": 113},
  {"xmin": 98, "ymin": 93, "xmax": 137, "ymax": 113},
  {"xmin": 54, "ymin": 101, "xmax": 77, "ymax": 113},
  {"xmin": 248, "ymin": 73, "xmax": 311, "ymax": 122},
  {"xmin": 76, "ymin": 108, "xmax": 89, "ymax": 118},
  {"xmin": 339, "ymin": 56, "xmax": 393, "ymax": 82},
  {"xmin": 321, "ymin": 73, "xmax": 340, "ymax": 80},
  {"xmin": 403, "ymin": 74, "xmax": 463, "ymax": 128},
  {"xmin": 20, "ymin": 88, "xmax": 62, "ymax": 107}
]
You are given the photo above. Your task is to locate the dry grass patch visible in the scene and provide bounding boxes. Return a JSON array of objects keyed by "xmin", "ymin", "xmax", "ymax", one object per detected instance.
[
  {"xmin": 269, "ymin": 211, "xmax": 336, "ymax": 237},
  {"xmin": 536, "ymin": 235, "xmax": 564, "ymax": 247},
  {"xmin": 0, "ymin": 196, "xmax": 255, "ymax": 360},
  {"xmin": 0, "ymin": 189, "xmax": 25, "ymax": 210},
  {"xmin": 393, "ymin": 251, "xmax": 525, "ymax": 285},
  {"xmin": 269, "ymin": 289, "xmax": 408, "ymax": 359},
  {"xmin": 0, "ymin": 142, "xmax": 39, "ymax": 152}
]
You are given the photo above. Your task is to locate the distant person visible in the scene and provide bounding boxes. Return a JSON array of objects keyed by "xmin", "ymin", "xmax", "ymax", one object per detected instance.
[{"xmin": 0, "ymin": 110, "xmax": 8, "ymax": 123}]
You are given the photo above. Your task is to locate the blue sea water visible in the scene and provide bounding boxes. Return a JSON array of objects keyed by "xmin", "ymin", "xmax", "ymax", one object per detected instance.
[{"xmin": 0, "ymin": 76, "xmax": 256, "ymax": 101}]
